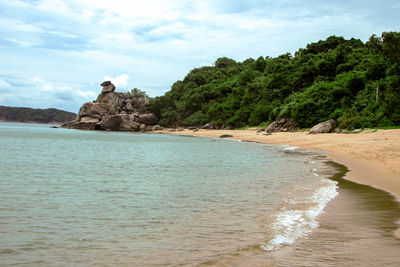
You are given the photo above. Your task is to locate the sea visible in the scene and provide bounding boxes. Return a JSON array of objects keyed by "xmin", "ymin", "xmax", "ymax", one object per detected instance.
[{"xmin": 0, "ymin": 122, "xmax": 399, "ymax": 266}]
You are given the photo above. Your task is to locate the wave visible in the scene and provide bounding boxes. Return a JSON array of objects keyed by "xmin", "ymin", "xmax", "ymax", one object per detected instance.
[
  {"xmin": 261, "ymin": 179, "xmax": 338, "ymax": 251},
  {"xmin": 282, "ymin": 145, "xmax": 299, "ymax": 151}
]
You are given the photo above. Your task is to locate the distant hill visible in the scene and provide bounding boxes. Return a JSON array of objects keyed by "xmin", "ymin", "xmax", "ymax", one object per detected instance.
[{"xmin": 0, "ymin": 106, "xmax": 76, "ymax": 124}]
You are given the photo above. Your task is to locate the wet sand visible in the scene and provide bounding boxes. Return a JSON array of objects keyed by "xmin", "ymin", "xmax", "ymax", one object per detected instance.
[
  {"xmin": 199, "ymin": 161, "xmax": 400, "ymax": 266},
  {"xmin": 271, "ymin": 161, "xmax": 400, "ymax": 266},
  {"xmin": 161, "ymin": 128, "xmax": 400, "ymax": 238}
]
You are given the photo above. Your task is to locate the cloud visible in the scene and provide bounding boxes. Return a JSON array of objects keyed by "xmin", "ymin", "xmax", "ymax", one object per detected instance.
[
  {"xmin": 103, "ymin": 74, "xmax": 130, "ymax": 88},
  {"xmin": 77, "ymin": 89, "xmax": 96, "ymax": 98},
  {"xmin": 33, "ymin": 75, "xmax": 54, "ymax": 91},
  {"xmin": 0, "ymin": 78, "xmax": 12, "ymax": 90},
  {"xmin": 2, "ymin": 38, "xmax": 34, "ymax": 47},
  {"xmin": 0, "ymin": 0, "xmax": 399, "ymax": 112},
  {"xmin": 0, "ymin": 75, "xmax": 98, "ymax": 112},
  {"xmin": 0, "ymin": 18, "xmax": 42, "ymax": 33}
]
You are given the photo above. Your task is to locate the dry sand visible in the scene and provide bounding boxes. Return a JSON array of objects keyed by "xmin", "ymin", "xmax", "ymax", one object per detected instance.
[{"xmin": 164, "ymin": 128, "xmax": 400, "ymax": 201}]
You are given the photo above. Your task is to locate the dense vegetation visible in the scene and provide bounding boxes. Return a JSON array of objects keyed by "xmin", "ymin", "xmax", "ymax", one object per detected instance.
[
  {"xmin": 150, "ymin": 32, "xmax": 400, "ymax": 129},
  {"xmin": 0, "ymin": 106, "xmax": 76, "ymax": 124}
]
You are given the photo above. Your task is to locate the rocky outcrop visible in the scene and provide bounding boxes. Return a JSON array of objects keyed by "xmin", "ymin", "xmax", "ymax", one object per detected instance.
[
  {"xmin": 138, "ymin": 113, "xmax": 158, "ymax": 125},
  {"xmin": 309, "ymin": 119, "xmax": 336, "ymax": 134},
  {"xmin": 61, "ymin": 81, "xmax": 159, "ymax": 131},
  {"xmin": 202, "ymin": 122, "xmax": 218, "ymax": 130},
  {"xmin": 100, "ymin": 81, "xmax": 115, "ymax": 93},
  {"xmin": 265, "ymin": 118, "xmax": 300, "ymax": 133},
  {"xmin": 151, "ymin": 125, "xmax": 163, "ymax": 131},
  {"xmin": 96, "ymin": 114, "xmax": 122, "ymax": 131}
]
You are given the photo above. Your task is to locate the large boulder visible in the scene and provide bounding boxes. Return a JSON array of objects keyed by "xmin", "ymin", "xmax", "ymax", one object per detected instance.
[
  {"xmin": 80, "ymin": 116, "xmax": 100, "ymax": 123},
  {"xmin": 132, "ymin": 97, "xmax": 150, "ymax": 109},
  {"xmin": 219, "ymin": 134, "xmax": 233, "ymax": 138},
  {"xmin": 124, "ymin": 101, "xmax": 134, "ymax": 112},
  {"xmin": 95, "ymin": 115, "xmax": 122, "ymax": 131},
  {"xmin": 78, "ymin": 102, "xmax": 111, "ymax": 119},
  {"xmin": 138, "ymin": 113, "xmax": 158, "ymax": 125},
  {"xmin": 62, "ymin": 121, "xmax": 96, "ymax": 130},
  {"xmin": 96, "ymin": 92, "xmax": 122, "ymax": 113},
  {"xmin": 119, "ymin": 114, "xmax": 141, "ymax": 131},
  {"xmin": 309, "ymin": 119, "xmax": 336, "ymax": 134},
  {"xmin": 265, "ymin": 118, "xmax": 300, "ymax": 133},
  {"xmin": 202, "ymin": 122, "xmax": 218, "ymax": 130},
  {"xmin": 152, "ymin": 125, "xmax": 163, "ymax": 131},
  {"xmin": 62, "ymin": 81, "xmax": 158, "ymax": 131},
  {"xmin": 120, "ymin": 92, "xmax": 131, "ymax": 99},
  {"xmin": 100, "ymin": 81, "xmax": 115, "ymax": 94}
]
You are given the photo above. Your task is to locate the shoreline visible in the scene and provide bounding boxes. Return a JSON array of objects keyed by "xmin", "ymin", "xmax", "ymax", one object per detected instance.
[{"xmin": 160, "ymin": 128, "xmax": 400, "ymax": 238}]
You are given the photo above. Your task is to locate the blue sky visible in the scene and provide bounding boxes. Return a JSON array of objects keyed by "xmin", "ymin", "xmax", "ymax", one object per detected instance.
[{"xmin": 0, "ymin": 0, "xmax": 399, "ymax": 112}]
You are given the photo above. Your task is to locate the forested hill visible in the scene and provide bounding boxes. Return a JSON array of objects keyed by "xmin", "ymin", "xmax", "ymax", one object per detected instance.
[
  {"xmin": 0, "ymin": 106, "xmax": 76, "ymax": 124},
  {"xmin": 150, "ymin": 32, "xmax": 400, "ymax": 129}
]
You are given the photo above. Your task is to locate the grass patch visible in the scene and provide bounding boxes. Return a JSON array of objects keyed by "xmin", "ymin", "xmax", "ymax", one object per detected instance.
[
  {"xmin": 373, "ymin": 125, "xmax": 400, "ymax": 130},
  {"xmin": 234, "ymin": 125, "xmax": 250, "ymax": 130}
]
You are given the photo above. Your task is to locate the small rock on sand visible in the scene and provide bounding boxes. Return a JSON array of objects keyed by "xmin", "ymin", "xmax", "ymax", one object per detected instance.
[{"xmin": 219, "ymin": 134, "xmax": 233, "ymax": 138}]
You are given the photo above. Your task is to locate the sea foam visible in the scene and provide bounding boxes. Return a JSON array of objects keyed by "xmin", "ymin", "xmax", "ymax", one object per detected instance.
[
  {"xmin": 261, "ymin": 179, "xmax": 338, "ymax": 251},
  {"xmin": 282, "ymin": 145, "xmax": 299, "ymax": 151}
]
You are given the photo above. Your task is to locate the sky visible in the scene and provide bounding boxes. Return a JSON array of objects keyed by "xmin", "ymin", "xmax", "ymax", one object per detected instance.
[{"xmin": 0, "ymin": 0, "xmax": 399, "ymax": 112}]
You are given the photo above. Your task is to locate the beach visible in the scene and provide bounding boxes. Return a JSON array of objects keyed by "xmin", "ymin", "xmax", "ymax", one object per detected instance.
[
  {"xmin": 1, "ymin": 122, "xmax": 399, "ymax": 265},
  {"xmin": 163, "ymin": 128, "xmax": 400, "ymax": 238}
]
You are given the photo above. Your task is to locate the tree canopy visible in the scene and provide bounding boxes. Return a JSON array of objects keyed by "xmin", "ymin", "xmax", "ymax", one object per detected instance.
[{"xmin": 150, "ymin": 32, "xmax": 400, "ymax": 129}]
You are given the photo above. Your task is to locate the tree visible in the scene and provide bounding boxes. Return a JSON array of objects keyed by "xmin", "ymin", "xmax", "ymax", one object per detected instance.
[
  {"xmin": 129, "ymin": 88, "xmax": 148, "ymax": 98},
  {"xmin": 381, "ymin": 32, "xmax": 400, "ymax": 63},
  {"xmin": 255, "ymin": 56, "xmax": 266, "ymax": 72},
  {"xmin": 151, "ymin": 32, "xmax": 400, "ymax": 129},
  {"xmin": 214, "ymin": 57, "xmax": 237, "ymax": 68}
]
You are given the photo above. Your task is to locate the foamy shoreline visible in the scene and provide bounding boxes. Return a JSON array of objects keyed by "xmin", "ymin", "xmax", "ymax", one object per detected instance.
[{"xmin": 160, "ymin": 128, "xmax": 400, "ymax": 238}]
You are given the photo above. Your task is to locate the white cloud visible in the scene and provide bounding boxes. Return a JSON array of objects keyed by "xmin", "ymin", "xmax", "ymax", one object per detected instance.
[
  {"xmin": 0, "ymin": 74, "xmax": 98, "ymax": 111},
  {"xmin": 0, "ymin": 79, "xmax": 12, "ymax": 89},
  {"xmin": 72, "ymin": 0, "xmax": 184, "ymax": 20},
  {"xmin": 77, "ymin": 89, "xmax": 96, "ymax": 98},
  {"xmin": 0, "ymin": 18, "xmax": 42, "ymax": 33},
  {"xmin": 33, "ymin": 75, "xmax": 54, "ymax": 91},
  {"xmin": 35, "ymin": 0, "xmax": 95, "ymax": 24},
  {"xmin": 3, "ymin": 37, "xmax": 34, "ymax": 47},
  {"xmin": 0, "ymin": 0, "xmax": 399, "ymax": 112},
  {"xmin": 103, "ymin": 74, "xmax": 130, "ymax": 88},
  {"xmin": 36, "ymin": 0, "xmax": 72, "ymax": 14}
]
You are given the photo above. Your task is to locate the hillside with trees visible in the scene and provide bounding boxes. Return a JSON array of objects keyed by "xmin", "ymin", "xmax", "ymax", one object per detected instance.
[
  {"xmin": 150, "ymin": 32, "xmax": 400, "ymax": 129},
  {"xmin": 0, "ymin": 106, "xmax": 76, "ymax": 124}
]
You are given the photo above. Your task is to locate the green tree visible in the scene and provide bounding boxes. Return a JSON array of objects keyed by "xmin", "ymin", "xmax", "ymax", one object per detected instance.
[
  {"xmin": 129, "ymin": 88, "xmax": 148, "ymax": 98},
  {"xmin": 151, "ymin": 32, "xmax": 400, "ymax": 129}
]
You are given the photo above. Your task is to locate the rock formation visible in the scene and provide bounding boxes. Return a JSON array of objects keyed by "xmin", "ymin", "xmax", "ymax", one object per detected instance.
[
  {"xmin": 201, "ymin": 122, "xmax": 218, "ymax": 130},
  {"xmin": 265, "ymin": 118, "xmax": 300, "ymax": 133},
  {"xmin": 61, "ymin": 81, "xmax": 158, "ymax": 131},
  {"xmin": 309, "ymin": 119, "xmax": 336, "ymax": 134}
]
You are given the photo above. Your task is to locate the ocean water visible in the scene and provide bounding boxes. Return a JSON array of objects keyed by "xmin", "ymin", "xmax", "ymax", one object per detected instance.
[{"xmin": 0, "ymin": 122, "xmax": 399, "ymax": 266}]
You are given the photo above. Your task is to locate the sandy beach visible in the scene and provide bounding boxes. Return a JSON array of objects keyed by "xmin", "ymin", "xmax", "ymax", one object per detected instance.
[{"xmin": 163, "ymin": 128, "xmax": 400, "ymax": 237}]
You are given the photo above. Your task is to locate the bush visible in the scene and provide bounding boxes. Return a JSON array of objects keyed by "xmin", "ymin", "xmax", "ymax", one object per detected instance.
[
  {"xmin": 248, "ymin": 100, "xmax": 272, "ymax": 126},
  {"xmin": 181, "ymin": 111, "xmax": 208, "ymax": 126},
  {"xmin": 150, "ymin": 32, "xmax": 400, "ymax": 129}
]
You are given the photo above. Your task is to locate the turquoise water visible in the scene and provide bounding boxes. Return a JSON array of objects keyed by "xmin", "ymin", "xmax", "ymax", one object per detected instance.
[{"xmin": 4, "ymin": 122, "xmax": 396, "ymax": 266}]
